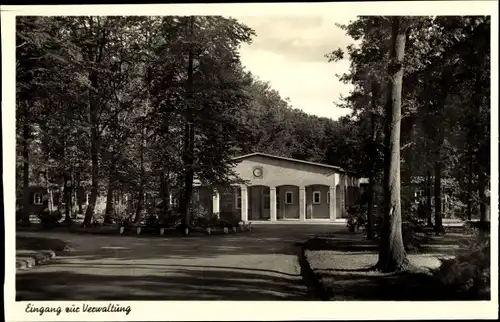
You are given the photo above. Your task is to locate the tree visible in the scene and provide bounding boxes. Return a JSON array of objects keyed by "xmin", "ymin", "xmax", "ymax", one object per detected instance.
[{"xmin": 375, "ymin": 16, "xmax": 411, "ymax": 272}]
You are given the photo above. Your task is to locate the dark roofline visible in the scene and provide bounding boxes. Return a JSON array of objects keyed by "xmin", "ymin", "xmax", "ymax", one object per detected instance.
[{"xmin": 232, "ymin": 152, "xmax": 355, "ymax": 175}]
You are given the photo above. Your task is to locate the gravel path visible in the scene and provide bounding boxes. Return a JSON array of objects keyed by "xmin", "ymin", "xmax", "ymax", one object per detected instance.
[{"xmin": 16, "ymin": 224, "xmax": 343, "ymax": 300}]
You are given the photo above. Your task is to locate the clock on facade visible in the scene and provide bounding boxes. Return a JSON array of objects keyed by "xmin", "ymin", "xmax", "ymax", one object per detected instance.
[{"xmin": 253, "ymin": 167, "xmax": 263, "ymax": 178}]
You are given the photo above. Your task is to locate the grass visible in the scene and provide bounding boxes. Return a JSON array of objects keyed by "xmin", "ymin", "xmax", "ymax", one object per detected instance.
[{"xmin": 303, "ymin": 230, "xmax": 475, "ymax": 301}]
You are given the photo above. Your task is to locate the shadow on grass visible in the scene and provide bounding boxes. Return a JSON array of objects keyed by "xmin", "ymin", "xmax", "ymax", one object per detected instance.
[
  {"xmin": 16, "ymin": 264, "xmax": 312, "ymax": 301},
  {"xmin": 322, "ymin": 267, "xmax": 374, "ymax": 273},
  {"xmin": 16, "ymin": 236, "xmax": 69, "ymax": 254},
  {"xmin": 302, "ymin": 233, "xmax": 490, "ymax": 301},
  {"xmin": 316, "ymin": 269, "xmax": 448, "ymax": 301},
  {"xmin": 315, "ymin": 268, "xmax": 490, "ymax": 301},
  {"xmin": 305, "ymin": 233, "xmax": 466, "ymax": 255},
  {"xmin": 304, "ymin": 237, "xmax": 378, "ymax": 252}
]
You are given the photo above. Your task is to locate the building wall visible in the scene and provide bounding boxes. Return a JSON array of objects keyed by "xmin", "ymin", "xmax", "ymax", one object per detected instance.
[
  {"xmin": 248, "ymin": 186, "xmax": 270, "ymax": 220},
  {"xmin": 306, "ymin": 185, "xmax": 330, "ymax": 219},
  {"xmin": 278, "ymin": 185, "xmax": 299, "ymax": 219},
  {"xmin": 194, "ymin": 155, "xmax": 361, "ymax": 221},
  {"xmin": 17, "ymin": 186, "xmax": 47, "ymax": 221},
  {"xmin": 233, "ymin": 155, "xmax": 341, "ymax": 187}
]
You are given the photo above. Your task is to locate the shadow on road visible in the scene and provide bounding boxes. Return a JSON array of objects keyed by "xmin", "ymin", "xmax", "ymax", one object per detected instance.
[
  {"xmin": 16, "ymin": 264, "xmax": 310, "ymax": 301},
  {"xmin": 15, "ymin": 225, "xmax": 342, "ymax": 301}
]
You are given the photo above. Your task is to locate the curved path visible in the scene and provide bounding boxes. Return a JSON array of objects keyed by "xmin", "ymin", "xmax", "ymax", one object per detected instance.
[{"xmin": 16, "ymin": 224, "xmax": 342, "ymax": 300}]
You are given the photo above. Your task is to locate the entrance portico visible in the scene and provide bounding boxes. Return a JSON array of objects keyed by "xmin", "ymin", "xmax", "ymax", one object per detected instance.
[{"xmin": 208, "ymin": 153, "xmax": 360, "ymax": 223}]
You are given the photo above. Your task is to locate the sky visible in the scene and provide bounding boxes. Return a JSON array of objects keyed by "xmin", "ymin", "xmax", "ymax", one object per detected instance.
[{"xmin": 235, "ymin": 15, "xmax": 358, "ymax": 120}]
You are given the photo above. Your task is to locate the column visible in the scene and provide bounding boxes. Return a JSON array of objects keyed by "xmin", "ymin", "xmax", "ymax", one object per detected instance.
[
  {"xmin": 270, "ymin": 187, "xmax": 277, "ymax": 222},
  {"xmin": 329, "ymin": 185, "xmax": 336, "ymax": 221},
  {"xmin": 299, "ymin": 187, "xmax": 306, "ymax": 222},
  {"xmin": 241, "ymin": 186, "xmax": 248, "ymax": 222},
  {"xmin": 212, "ymin": 189, "xmax": 220, "ymax": 216}
]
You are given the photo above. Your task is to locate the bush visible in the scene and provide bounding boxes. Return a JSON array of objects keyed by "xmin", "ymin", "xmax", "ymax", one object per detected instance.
[
  {"xmin": 464, "ymin": 220, "xmax": 490, "ymax": 234},
  {"xmin": 346, "ymin": 205, "xmax": 367, "ymax": 232},
  {"xmin": 194, "ymin": 212, "xmax": 239, "ymax": 229},
  {"xmin": 433, "ymin": 232, "xmax": 490, "ymax": 299},
  {"xmin": 37, "ymin": 209, "xmax": 62, "ymax": 229},
  {"xmin": 145, "ymin": 213, "xmax": 160, "ymax": 227},
  {"xmin": 111, "ymin": 210, "xmax": 134, "ymax": 225}
]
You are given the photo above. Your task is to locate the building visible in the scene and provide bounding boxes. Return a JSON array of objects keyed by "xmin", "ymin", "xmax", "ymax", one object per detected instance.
[
  {"xmin": 16, "ymin": 186, "xmax": 47, "ymax": 219},
  {"xmin": 193, "ymin": 152, "xmax": 361, "ymax": 223}
]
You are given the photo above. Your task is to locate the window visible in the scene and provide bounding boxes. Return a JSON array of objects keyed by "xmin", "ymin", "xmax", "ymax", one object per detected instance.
[
  {"xmin": 313, "ymin": 191, "xmax": 321, "ymax": 204},
  {"xmin": 285, "ymin": 191, "xmax": 293, "ymax": 205},
  {"xmin": 327, "ymin": 192, "xmax": 330, "ymax": 205},
  {"xmin": 33, "ymin": 193, "xmax": 43, "ymax": 205}
]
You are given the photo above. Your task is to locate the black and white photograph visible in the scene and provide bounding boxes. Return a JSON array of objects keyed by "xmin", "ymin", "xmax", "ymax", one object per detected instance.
[{"xmin": 2, "ymin": 2, "xmax": 498, "ymax": 321}]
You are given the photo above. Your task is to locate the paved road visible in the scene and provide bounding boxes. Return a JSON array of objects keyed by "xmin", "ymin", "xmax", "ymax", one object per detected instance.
[{"xmin": 16, "ymin": 224, "xmax": 343, "ymax": 300}]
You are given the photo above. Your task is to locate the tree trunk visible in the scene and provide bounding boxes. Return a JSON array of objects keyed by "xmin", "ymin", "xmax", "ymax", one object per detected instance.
[
  {"xmin": 82, "ymin": 74, "xmax": 100, "ymax": 228},
  {"xmin": 434, "ymin": 160, "xmax": 444, "ymax": 234},
  {"xmin": 133, "ymin": 121, "xmax": 146, "ymax": 225},
  {"xmin": 478, "ymin": 168, "xmax": 488, "ymax": 222},
  {"xmin": 472, "ymin": 35, "xmax": 490, "ymax": 224},
  {"xmin": 433, "ymin": 101, "xmax": 445, "ymax": 235},
  {"xmin": 160, "ymin": 169, "xmax": 170, "ymax": 221},
  {"xmin": 133, "ymin": 188, "xmax": 144, "ymax": 224},
  {"xmin": 62, "ymin": 135, "xmax": 73, "ymax": 225},
  {"xmin": 46, "ymin": 170, "xmax": 54, "ymax": 213},
  {"xmin": 432, "ymin": 70, "xmax": 450, "ymax": 235},
  {"xmin": 376, "ymin": 16, "xmax": 409, "ymax": 273},
  {"xmin": 21, "ymin": 103, "xmax": 31, "ymax": 226},
  {"xmin": 103, "ymin": 179, "xmax": 114, "ymax": 224},
  {"xmin": 83, "ymin": 140, "xmax": 98, "ymax": 228},
  {"xmin": 104, "ymin": 157, "xmax": 116, "ymax": 224},
  {"xmin": 63, "ymin": 171, "xmax": 73, "ymax": 225},
  {"xmin": 466, "ymin": 150, "xmax": 473, "ymax": 221},
  {"xmin": 426, "ymin": 170, "xmax": 433, "ymax": 227},
  {"xmin": 366, "ymin": 109, "xmax": 377, "ymax": 240},
  {"xmin": 76, "ymin": 172, "xmax": 83, "ymax": 214},
  {"xmin": 180, "ymin": 16, "xmax": 196, "ymax": 230}
]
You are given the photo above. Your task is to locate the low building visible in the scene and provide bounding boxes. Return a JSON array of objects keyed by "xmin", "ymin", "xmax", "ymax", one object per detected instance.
[{"xmin": 193, "ymin": 152, "xmax": 362, "ymax": 223}]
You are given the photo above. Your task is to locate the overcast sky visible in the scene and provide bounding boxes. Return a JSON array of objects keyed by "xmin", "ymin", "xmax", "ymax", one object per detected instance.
[{"xmin": 235, "ymin": 15, "xmax": 358, "ymax": 120}]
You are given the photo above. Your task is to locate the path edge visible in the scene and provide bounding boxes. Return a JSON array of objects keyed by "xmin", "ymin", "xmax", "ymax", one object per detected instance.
[
  {"xmin": 16, "ymin": 249, "xmax": 56, "ymax": 272},
  {"xmin": 297, "ymin": 239, "xmax": 329, "ymax": 301}
]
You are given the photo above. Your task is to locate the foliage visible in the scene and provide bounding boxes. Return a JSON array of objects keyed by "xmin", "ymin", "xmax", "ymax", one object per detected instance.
[
  {"xmin": 346, "ymin": 205, "xmax": 367, "ymax": 231},
  {"xmin": 37, "ymin": 208, "xmax": 63, "ymax": 229},
  {"xmin": 433, "ymin": 232, "xmax": 490, "ymax": 300},
  {"xmin": 218, "ymin": 211, "xmax": 242, "ymax": 227},
  {"xmin": 17, "ymin": 15, "xmax": 364, "ymax": 229},
  {"xmin": 327, "ymin": 16, "xmax": 491, "ymax": 270}
]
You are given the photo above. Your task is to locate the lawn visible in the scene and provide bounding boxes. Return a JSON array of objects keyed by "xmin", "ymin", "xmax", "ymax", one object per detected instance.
[{"xmin": 303, "ymin": 230, "xmax": 488, "ymax": 301}]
